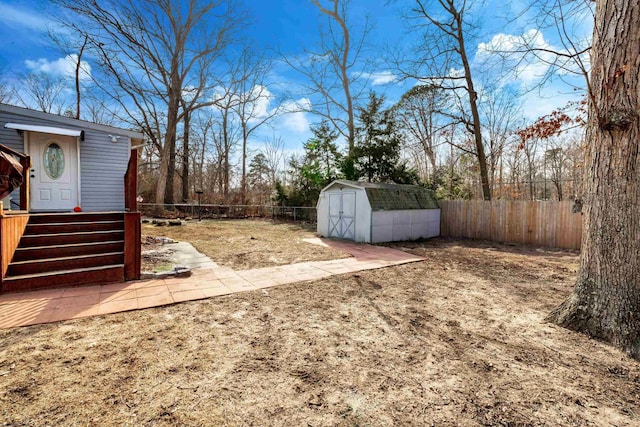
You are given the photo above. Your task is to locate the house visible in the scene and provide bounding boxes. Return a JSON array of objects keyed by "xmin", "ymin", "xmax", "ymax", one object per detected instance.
[
  {"xmin": 0, "ymin": 103, "xmax": 144, "ymax": 293},
  {"xmin": 316, "ymin": 180, "xmax": 440, "ymax": 243}
]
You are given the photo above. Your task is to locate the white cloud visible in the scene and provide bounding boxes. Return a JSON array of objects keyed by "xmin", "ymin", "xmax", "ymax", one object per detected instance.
[
  {"xmin": 279, "ymin": 98, "xmax": 311, "ymax": 133},
  {"xmin": 210, "ymin": 84, "xmax": 275, "ymax": 123},
  {"xmin": 477, "ymin": 29, "xmax": 557, "ymax": 84},
  {"xmin": 360, "ymin": 71, "xmax": 398, "ymax": 86},
  {"xmin": 0, "ymin": 3, "xmax": 50, "ymax": 32},
  {"xmin": 25, "ymin": 55, "xmax": 92, "ymax": 81},
  {"xmin": 246, "ymin": 85, "xmax": 273, "ymax": 122}
]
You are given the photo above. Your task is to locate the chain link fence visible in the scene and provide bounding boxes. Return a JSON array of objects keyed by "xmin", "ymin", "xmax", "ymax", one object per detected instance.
[{"xmin": 139, "ymin": 203, "xmax": 317, "ymax": 223}]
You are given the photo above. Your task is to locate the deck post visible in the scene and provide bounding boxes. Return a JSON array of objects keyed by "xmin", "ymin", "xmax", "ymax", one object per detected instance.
[
  {"xmin": 124, "ymin": 212, "xmax": 141, "ymax": 281},
  {"xmin": 124, "ymin": 149, "xmax": 138, "ymax": 212},
  {"xmin": 19, "ymin": 155, "xmax": 31, "ymax": 211}
]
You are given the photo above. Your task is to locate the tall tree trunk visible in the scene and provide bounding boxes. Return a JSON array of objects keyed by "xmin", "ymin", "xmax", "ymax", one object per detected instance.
[
  {"xmin": 75, "ymin": 36, "xmax": 88, "ymax": 119},
  {"xmin": 164, "ymin": 132, "xmax": 176, "ymax": 204},
  {"xmin": 456, "ymin": 13, "xmax": 491, "ymax": 200},
  {"xmin": 222, "ymin": 110, "xmax": 230, "ymax": 201},
  {"xmin": 547, "ymin": 0, "xmax": 640, "ymax": 360},
  {"xmin": 155, "ymin": 64, "xmax": 181, "ymax": 206},
  {"xmin": 241, "ymin": 121, "xmax": 247, "ymax": 204},
  {"xmin": 181, "ymin": 108, "xmax": 190, "ymax": 203}
]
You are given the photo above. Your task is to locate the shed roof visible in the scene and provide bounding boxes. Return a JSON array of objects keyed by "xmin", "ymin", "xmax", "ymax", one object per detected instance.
[{"xmin": 325, "ymin": 180, "xmax": 439, "ymax": 211}]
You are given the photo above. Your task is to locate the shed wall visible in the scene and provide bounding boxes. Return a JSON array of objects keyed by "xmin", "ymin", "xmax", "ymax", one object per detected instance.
[
  {"xmin": 316, "ymin": 192, "xmax": 330, "ymax": 237},
  {"xmin": 316, "ymin": 186, "xmax": 372, "ymax": 242},
  {"xmin": 0, "ymin": 110, "xmax": 130, "ymax": 211},
  {"xmin": 354, "ymin": 189, "xmax": 371, "ymax": 242},
  {"xmin": 371, "ymin": 209, "xmax": 440, "ymax": 243}
]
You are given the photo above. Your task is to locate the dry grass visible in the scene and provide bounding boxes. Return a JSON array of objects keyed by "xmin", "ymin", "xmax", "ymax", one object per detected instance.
[
  {"xmin": 142, "ymin": 219, "xmax": 350, "ymax": 270},
  {"xmin": 1, "ymin": 235, "xmax": 639, "ymax": 426}
]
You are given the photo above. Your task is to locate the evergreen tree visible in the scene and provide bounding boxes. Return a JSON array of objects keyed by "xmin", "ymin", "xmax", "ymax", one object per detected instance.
[
  {"xmin": 351, "ymin": 93, "xmax": 417, "ymax": 184},
  {"xmin": 304, "ymin": 121, "xmax": 342, "ymax": 183},
  {"xmin": 287, "ymin": 122, "xmax": 343, "ymax": 206},
  {"xmin": 247, "ymin": 153, "xmax": 272, "ymax": 204}
]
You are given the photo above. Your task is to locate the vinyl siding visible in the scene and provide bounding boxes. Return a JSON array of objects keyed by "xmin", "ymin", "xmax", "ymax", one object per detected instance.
[{"xmin": 79, "ymin": 129, "xmax": 129, "ymax": 211}]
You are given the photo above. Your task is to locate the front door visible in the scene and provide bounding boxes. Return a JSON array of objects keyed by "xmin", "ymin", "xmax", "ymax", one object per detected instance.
[
  {"xmin": 29, "ymin": 133, "xmax": 79, "ymax": 211},
  {"xmin": 328, "ymin": 191, "xmax": 356, "ymax": 240}
]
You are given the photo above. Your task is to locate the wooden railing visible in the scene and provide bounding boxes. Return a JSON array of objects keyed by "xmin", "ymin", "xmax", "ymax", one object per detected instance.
[
  {"xmin": 0, "ymin": 143, "xmax": 31, "ymax": 211},
  {"xmin": 0, "ymin": 212, "xmax": 30, "ymax": 285}
]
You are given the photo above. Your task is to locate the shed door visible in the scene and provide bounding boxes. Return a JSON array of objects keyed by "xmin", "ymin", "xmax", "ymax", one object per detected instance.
[
  {"xmin": 328, "ymin": 191, "xmax": 356, "ymax": 240},
  {"xmin": 29, "ymin": 133, "xmax": 79, "ymax": 211}
]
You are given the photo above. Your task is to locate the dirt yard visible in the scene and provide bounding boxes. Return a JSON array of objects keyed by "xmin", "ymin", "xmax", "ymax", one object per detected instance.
[
  {"xmin": 1, "ymin": 224, "xmax": 639, "ymax": 425},
  {"xmin": 142, "ymin": 219, "xmax": 350, "ymax": 270}
]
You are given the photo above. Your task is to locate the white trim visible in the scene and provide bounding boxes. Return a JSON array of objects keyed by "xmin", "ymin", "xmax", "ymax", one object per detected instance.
[
  {"xmin": 76, "ymin": 136, "xmax": 82, "ymax": 207},
  {"xmin": 4, "ymin": 123, "xmax": 83, "ymax": 138},
  {"xmin": 320, "ymin": 179, "xmax": 364, "ymax": 193},
  {"xmin": 1, "ymin": 103, "xmax": 144, "ymax": 139}
]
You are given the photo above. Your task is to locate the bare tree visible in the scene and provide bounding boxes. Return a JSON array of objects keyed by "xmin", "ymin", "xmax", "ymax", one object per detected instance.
[
  {"xmin": 189, "ymin": 109, "xmax": 218, "ymax": 198},
  {"xmin": 547, "ymin": 0, "xmax": 640, "ymax": 360},
  {"xmin": 283, "ymin": 0, "xmax": 370, "ymax": 155},
  {"xmin": 232, "ymin": 49, "xmax": 284, "ymax": 204},
  {"xmin": 392, "ymin": 84, "xmax": 448, "ymax": 180},
  {"xmin": 494, "ymin": 0, "xmax": 594, "ymax": 92},
  {"xmin": 210, "ymin": 84, "xmax": 242, "ymax": 200},
  {"xmin": 400, "ymin": 0, "xmax": 492, "ymax": 199},
  {"xmin": 18, "ymin": 72, "xmax": 70, "ymax": 114},
  {"xmin": 0, "ymin": 63, "xmax": 14, "ymax": 104},
  {"xmin": 544, "ymin": 144, "xmax": 565, "ymax": 200},
  {"xmin": 53, "ymin": 0, "xmax": 243, "ymax": 205},
  {"xmin": 261, "ymin": 135, "xmax": 286, "ymax": 186},
  {"xmin": 479, "ymin": 85, "xmax": 524, "ymax": 197}
]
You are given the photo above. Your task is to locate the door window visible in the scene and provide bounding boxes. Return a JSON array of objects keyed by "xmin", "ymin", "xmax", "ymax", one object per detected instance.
[{"xmin": 44, "ymin": 142, "xmax": 65, "ymax": 179}]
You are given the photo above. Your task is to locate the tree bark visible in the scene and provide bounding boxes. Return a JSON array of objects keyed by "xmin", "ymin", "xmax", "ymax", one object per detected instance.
[
  {"xmin": 181, "ymin": 108, "xmax": 191, "ymax": 203},
  {"xmin": 164, "ymin": 131, "xmax": 177, "ymax": 204},
  {"xmin": 547, "ymin": 0, "xmax": 640, "ymax": 360},
  {"xmin": 455, "ymin": 8, "xmax": 491, "ymax": 200},
  {"xmin": 241, "ymin": 121, "xmax": 247, "ymax": 205},
  {"xmin": 154, "ymin": 68, "xmax": 181, "ymax": 206},
  {"xmin": 74, "ymin": 36, "xmax": 88, "ymax": 119}
]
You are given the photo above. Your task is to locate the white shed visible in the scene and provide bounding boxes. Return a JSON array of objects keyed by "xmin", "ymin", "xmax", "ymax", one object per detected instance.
[{"xmin": 316, "ymin": 180, "xmax": 440, "ymax": 243}]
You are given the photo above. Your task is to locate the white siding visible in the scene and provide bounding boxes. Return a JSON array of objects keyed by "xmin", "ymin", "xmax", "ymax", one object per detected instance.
[
  {"xmin": 353, "ymin": 190, "xmax": 371, "ymax": 242},
  {"xmin": 371, "ymin": 209, "xmax": 440, "ymax": 243},
  {"xmin": 79, "ymin": 129, "xmax": 130, "ymax": 211},
  {"xmin": 316, "ymin": 192, "xmax": 330, "ymax": 237},
  {"xmin": 316, "ymin": 183, "xmax": 372, "ymax": 242}
]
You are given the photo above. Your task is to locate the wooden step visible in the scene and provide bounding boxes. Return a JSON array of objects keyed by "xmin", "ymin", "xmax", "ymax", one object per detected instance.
[
  {"xmin": 12, "ymin": 241, "xmax": 125, "ymax": 262},
  {"xmin": 1, "ymin": 265, "xmax": 125, "ymax": 293},
  {"xmin": 7, "ymin": 252, "xmax": 124, "ymax": 276},
  {"xmin": 27, "ymin": 212, "xmax": 124, "ymax": 224},
  {"xmin": 25, "ymin": 220, "xmax": 124, "ymax": 235},
  {"xmin": 18, "ymin": 230, "xmax": 125, "ymax": 247}
]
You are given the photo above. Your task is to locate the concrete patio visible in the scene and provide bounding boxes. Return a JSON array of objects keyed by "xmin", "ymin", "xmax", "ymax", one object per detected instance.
[{"xmin": 0, "ymin": 238, "xmax": 424, "ymax": 329}]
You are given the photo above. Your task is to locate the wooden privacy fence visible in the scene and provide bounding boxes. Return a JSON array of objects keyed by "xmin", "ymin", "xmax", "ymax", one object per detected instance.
[{"xmin": 439, "ymin": 200, "xmax": 583, "ymax": 250}]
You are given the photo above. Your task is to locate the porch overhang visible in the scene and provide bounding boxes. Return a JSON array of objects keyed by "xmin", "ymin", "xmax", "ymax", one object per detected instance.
[{"xmin": 4, "ymin": 123, "xmax": 85, "ymax": 141}]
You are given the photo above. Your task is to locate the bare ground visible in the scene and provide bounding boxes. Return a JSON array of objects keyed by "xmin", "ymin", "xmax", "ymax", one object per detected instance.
[
  {"xmin": 142, "ymin": 219, "xmax": 350, "ymax": 270},
  {"xmin": 1, "ymin": 232, "xmax": 639, "ymax": 426}
]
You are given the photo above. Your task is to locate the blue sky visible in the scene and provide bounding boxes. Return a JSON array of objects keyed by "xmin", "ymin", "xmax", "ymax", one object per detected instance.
[{"xmin": 0, "ymin": 0, "xmax": 592, "ymax": 161}]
